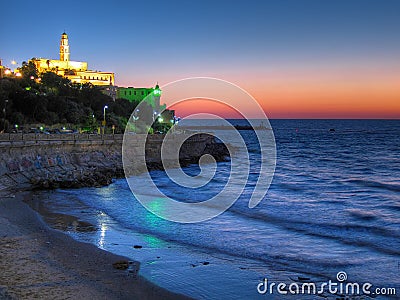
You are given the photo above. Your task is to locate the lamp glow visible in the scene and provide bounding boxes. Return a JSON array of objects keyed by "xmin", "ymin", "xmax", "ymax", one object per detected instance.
[{"xmin": 103, "ymin": 105, "xmax": 108, "ymax": 134}]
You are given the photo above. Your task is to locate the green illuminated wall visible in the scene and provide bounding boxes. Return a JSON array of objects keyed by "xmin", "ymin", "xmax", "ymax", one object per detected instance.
[{"xmin": 117, "ymin": 85, "xmax": 162, "ymax": 109}]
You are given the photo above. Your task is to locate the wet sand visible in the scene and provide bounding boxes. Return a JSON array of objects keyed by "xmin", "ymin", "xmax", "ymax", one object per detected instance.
[{"xmin": 0, "ymin": 190, "xmax": 190, "ymax": 300}]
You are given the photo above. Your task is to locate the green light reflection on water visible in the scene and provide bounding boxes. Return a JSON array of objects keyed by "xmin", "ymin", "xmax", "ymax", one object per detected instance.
[
  {"xmin": 143, "ymin": 235, "xmax": 165, "ymax": 248},
  {"xmin": 142, "ymin": 197, "xmax": 169, "ymax": 248}
]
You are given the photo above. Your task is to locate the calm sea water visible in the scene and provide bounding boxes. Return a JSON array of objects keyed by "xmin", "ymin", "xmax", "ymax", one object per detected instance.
[{"xmin": 34, "ymin": 120, "xmax": 400, "ymax": 299}]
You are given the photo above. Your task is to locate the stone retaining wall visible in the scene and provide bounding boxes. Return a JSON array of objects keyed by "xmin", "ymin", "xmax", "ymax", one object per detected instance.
[{"xmin": 0, "ymin": 133, "xmax": 219, "ymax": 190}]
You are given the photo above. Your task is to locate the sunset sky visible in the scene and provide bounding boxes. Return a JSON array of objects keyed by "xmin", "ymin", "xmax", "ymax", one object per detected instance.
[{"xmin": 1, "ymin": 0, "xmax": 399, "ymax": 118}]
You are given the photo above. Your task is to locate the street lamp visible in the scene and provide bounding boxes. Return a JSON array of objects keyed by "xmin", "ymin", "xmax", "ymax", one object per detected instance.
[
  {"xmin": 132, "ymin": 109, "xmax": 140, "ymax": 132},
  {"xmin": 103, "ymin": 105, "xmax": 108, "ymax": 134},
  {"xmin": 103, "ymin": 105, "xmax": 108, "ymax": 123}
]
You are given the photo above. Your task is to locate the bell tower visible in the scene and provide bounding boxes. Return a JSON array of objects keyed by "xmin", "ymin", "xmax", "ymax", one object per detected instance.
[{"xmin": 60, "ymin": 32, "xmax": 70, "ymax": 61}]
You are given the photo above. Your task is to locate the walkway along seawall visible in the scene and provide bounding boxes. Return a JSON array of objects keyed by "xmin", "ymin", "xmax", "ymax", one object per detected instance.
[{"xmin": 0, "ymin": 133, "xmax": 228, "ymax": 190}]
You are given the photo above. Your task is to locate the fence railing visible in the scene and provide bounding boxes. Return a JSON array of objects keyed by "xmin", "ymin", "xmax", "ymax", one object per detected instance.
[
  {"xmin": 0, "ymin": 132, "xmax": 214, "ymax": 144},
  {"xmin": 0, "ymin": 133, "xmax": 124, "ymax": 142}
]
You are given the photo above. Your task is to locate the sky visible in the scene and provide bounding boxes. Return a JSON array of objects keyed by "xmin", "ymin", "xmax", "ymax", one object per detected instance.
[{"xmin": 1, "ymin": 0, "xmax": 399, "ymax": 118}]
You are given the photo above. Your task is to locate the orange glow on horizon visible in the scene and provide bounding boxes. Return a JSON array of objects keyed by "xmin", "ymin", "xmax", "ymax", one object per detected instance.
[
  {"xmin": 164, "ymin": 66, "xmax": 400, "ymax": 119},
  {"xmin": 169, "ymin": 99, "xmax": 244, "ymax": 119}
]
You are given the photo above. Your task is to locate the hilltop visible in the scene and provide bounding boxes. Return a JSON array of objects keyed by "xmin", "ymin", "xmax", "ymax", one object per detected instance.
[{"xmin": 0, "ymin": 61, "xmax": 149, "ymax": 134}]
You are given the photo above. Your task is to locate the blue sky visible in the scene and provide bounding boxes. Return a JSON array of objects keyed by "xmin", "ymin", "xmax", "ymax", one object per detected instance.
[{"xmin": 1, "ymin": 0, "xmax": 399, "ymax": 117}]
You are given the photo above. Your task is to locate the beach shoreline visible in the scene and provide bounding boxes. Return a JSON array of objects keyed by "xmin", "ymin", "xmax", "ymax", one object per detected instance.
[
  {"xmin": 0, "ymin": 133, "xmax": 230, "ymax": 299},
  {"xmin": 0, "ymin": 188, "xmax": 191, "ymax": 300}
]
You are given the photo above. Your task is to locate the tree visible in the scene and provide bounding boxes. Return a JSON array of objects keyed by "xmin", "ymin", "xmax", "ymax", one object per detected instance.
[
  {"xmin": 83, "ymin": 113, "xmax": 98, "ymax": 132},
  {"xmin": 0, "ymin": 71, "xmax": 156, "ymax": 131},
  {"xmin": 20, "ymin": 60, "xmax": 39, "ymax": 80},
  {"xmin": 41, "ymin": 72, "xmax": 70, "ymax": 89}
]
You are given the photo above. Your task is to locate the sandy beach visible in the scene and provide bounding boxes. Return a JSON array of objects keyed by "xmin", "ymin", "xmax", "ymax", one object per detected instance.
[{"xmin": 0, "ymin": 189, "xmax": 190, "ymax": 300}]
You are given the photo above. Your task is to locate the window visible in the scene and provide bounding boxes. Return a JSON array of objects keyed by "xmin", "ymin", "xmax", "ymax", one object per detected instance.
[
  {"xmin": 129, "ymin": 91, "xmax": 131, "ymax": 95},
  {"xmin": 134, "ymin": 91, "xmax": 137, "ymax": 95},
  {"xmin": 141, "ymin": 91, "xmax": 144, "ymax": 95}
]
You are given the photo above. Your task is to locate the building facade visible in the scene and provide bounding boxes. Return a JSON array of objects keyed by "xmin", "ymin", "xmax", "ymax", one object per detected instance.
[
  {"xmin": 117, "ymin": 85, "xmax": 176, "ymax": 123},
  {"xmin": 117, "ymin": 85, "xmax": 162, "ymax": 109},
  {"xmin": 30, "ymin": 33, "xmax": 115, "ymax": 86}
]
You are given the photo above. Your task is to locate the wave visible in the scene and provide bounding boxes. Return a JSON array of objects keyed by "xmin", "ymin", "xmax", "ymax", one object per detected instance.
[
  {"xmin": 221, "ymin": 206, "xmax": 400, "ymax": 256},
  {"xmin": 343, "ymin": 179, "xmax": 400, "ymax": 193},
  {"xmin": 85, "ymin": 175, "xmax": 400, "ymax": 258},
  {"xmin": 346, "ymin": 209, "xmax": 378, "ymax": 221}
]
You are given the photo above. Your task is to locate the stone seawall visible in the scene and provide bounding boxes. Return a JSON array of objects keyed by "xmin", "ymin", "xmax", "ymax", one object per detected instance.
[{"xmin": 0, "ymin": 133, "xmax": 226, "ymax": 190}]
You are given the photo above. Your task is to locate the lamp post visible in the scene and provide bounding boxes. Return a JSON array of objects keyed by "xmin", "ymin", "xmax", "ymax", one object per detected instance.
[
  {"xmin": 132, "ymin": 109, "xmax": 139, "ymax": 133},
  {"xmin": 103, "ymin": 105, "xmax": 108, "ymax": 134}
]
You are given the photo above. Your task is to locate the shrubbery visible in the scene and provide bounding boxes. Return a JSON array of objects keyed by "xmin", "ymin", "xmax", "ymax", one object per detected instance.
[{"xmin": 0, "ymin": 62, "xmax": 144, "ymax": 133}]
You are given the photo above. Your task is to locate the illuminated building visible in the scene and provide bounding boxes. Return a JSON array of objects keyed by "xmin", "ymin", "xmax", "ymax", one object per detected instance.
[
  {"xmin": 117, "ymin": 84, "xmax": 163, "ymax": 110},
  {"xmin": 30, "ymin": 32, "xmax": 115, "ymax": 86},
  {"xmin": 117, "ymin": 84, "xmax": 176, "ymax": 123}
]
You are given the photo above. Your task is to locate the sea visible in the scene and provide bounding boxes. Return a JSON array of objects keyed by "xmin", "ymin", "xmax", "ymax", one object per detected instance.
[{"xmin": 32, "ymin": 119, "xmax": 400, "ymax": 299}]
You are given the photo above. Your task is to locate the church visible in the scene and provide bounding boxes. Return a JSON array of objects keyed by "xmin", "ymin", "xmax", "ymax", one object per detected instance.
[{"xmin": 30, "ymin": 33, "xmax": 115, "ymax": 86}]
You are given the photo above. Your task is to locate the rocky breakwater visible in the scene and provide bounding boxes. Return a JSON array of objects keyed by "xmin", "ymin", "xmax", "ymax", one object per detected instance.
[
  {"xmin": 143, "ymin": 133, "xmax": 230, "ymax": 171},
  {"xmin": 0, "ymin": 133, "xmax": 229, "ymax": 190}
]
